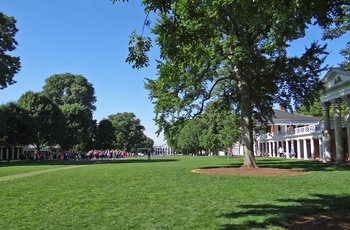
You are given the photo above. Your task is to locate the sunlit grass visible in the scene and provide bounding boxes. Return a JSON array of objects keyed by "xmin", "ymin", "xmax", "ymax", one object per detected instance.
[{"xmin": 0, "ymin": 156, "xmax": 349, "ymax": 229}]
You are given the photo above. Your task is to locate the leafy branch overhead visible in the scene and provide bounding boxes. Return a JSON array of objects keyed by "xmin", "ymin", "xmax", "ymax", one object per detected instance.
[{"xmin": 126, "ymin": 30, "xmax": 152, "ymax": 69}]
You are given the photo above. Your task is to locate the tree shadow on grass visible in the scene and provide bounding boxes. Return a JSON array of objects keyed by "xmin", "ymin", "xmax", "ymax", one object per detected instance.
[
  {"xmin": 218, "ymin": 193, "xmax": 350, "ymax": 229},
  {"xmin": 0, "ymin": 158, "xmax": 179, "ymax": 167},
  {"xmin": 209, "ymin": 157, "xmax": 350, "ymax": 173},
  {"xmin": 255, "ymin": 159, "xmax": 350, "ymax": 172}
]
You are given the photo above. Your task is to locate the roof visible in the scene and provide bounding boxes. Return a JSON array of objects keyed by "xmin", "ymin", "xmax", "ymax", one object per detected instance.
[{"xmin": 271, "ymin": 109, "xmax": 321, "ymax": 125}]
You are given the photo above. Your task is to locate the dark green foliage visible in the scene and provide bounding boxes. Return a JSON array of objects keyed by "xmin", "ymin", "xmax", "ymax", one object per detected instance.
[
  {"xmin": 108, "ymin": 112, "xmax": 146, "ymax": 152},
  {"xmin": 96, "ymin": 119, "xmax": 116, "ymax": 150},
  {"xmin": 42, "ymin": 73, "xmax": 97, "ymax": 151},
  {"xmin": 60, "ymin": 103, "xmax": 91, "ymax": 151},
  {"xmin": 17, "ymin": 91, "xmax": 66, "ymax": 152},
  {"xmin": 42, "ymin": 73, "xmax": 96, "ymax": 118},
  {"xmin": 0, "ymin": 12, "xmax": 21, "ymax": 89},
  {"xmin": 322, "ymin": 4, "xmax": 350, "ymax": 70},
  {"xmin": 0, "ymin": 102, "xmax": 33, "ymax": 157}
]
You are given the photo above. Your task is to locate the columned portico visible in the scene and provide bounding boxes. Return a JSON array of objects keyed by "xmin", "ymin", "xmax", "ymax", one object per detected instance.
[{"xmin": 321, "ymin": 68, "xmax": 350, "ymax": 163}]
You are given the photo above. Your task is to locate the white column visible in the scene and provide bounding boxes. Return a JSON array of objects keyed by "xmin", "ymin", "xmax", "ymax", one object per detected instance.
[
  {"xmin": 323, "ymin": 102, "xmax": 332, "ymax": 162},
  {"xmin": 11, "ymin": 146, "xmax": 14, "ymax": 160},
  {"xmin": 0, "ymin": 147, "xmax": 2, "ymax": 160},
  {"xmin": 297, "ymin": 139, "xmax": 302, "ymax": 159},
  {"xmin": 333, "ymin": 99, "xmax": 344, "ymax": 162},
  {"xmin": 286, "ymin": 140, "xmax": 290, "ymax": 158},
  {"xmin": 303, "ymin": 139, "xmax": 308, "ymax": 160},
  {"xmin": 310, "ymin": 138, "xmax": 315, "ymax": 160},
  {"xmin": 344, "ymin": 95, "xmax": 350, "ymax": 161},
  {"xmin": 319, "ymin": 137, "xmax": 324, "ymax": 161},
  {"xmin": 6, "ymin": 148, "xmax": 9, "ymax": 160},
  {"xmin": 291, "ymin": 140, "xmax": 295, "ymax": 158}
]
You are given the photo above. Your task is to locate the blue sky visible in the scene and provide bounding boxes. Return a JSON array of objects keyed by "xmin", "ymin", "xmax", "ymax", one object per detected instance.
[{"xmin": 1, "ymin": 0, "xmax": 349, "ymax": 146}]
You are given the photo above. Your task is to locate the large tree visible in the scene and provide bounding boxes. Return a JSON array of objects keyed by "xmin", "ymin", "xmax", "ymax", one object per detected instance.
[
  {"xmin": 42, "ymin": 73, "xmax": 97, "ymax": 152},
  {"xmin": 117, "ymin": 0, "xmax": 346, "ymax": 168},
  {"xmin": 0, "ymin": 12, "xmax": 21, "ymax": 89},
  {"xmin": 42, "ymin": 73, "xmax": 96, "ymax": 118},
  {"xmin": 17, "ymin": 91, "xmax": 66, "ymax": 154},
  {"xmin": 0, "ymin": 102, "xmax": 33, "ymax": 161},
  {"xmin": 108, "ymin": 112, "xmax": 145, "ymax": 152}
]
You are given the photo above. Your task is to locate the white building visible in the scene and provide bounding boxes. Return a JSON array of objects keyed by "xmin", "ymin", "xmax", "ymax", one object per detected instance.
[{"xmin": 257, "ymin": 68, "xmax": 350, "ymax": 162}]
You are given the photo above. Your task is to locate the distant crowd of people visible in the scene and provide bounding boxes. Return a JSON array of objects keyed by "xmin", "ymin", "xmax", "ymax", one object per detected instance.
[{"xmin": 22, "ymin": 149, "xmax": 133, "ymax": 161}]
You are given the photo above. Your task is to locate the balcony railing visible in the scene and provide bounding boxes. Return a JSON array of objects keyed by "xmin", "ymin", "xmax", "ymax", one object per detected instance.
[{"xmin": 257, "ymin": 124, "xmax": 322, "ymax": 140}]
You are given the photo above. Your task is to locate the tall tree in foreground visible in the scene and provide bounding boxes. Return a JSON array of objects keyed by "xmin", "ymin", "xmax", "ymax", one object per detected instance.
[
  {"xmin": 0, "ymin": 12, "xmax": 21, "ymax": 89},
  {"xmin": 121, "ymin": 0, "xmax": 346, "ymax": 168}
]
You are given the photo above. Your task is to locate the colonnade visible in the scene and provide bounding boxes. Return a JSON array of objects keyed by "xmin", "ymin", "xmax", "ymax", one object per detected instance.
[
  {"xmin": 0, "ymin": 147, "xmax": 21, "ymax": 160},
  {"xmin": 257, "ymin": 137, "xmax": 322, "ymax": 160},
  {"xmin": 322, "ymin": 96, "xmax": 350, "ymax": 163}
]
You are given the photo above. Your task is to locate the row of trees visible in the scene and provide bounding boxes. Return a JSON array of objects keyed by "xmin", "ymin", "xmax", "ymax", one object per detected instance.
[
  {"xmin": 0, "ymin": 73, "xmax": 153, "ymax": 158},
  {"xmin": 165, "ymin": 101, "xmax": 241, "ymax": 155}
]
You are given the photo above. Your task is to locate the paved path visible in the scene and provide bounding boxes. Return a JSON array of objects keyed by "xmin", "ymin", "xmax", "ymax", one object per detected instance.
[{"xmin": 0, "ymin": 165, "xmax": 86, "ymax": 182}]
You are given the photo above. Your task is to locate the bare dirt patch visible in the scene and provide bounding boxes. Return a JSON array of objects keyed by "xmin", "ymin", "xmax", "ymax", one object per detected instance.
[
  {"xmin": 192, "ymin": 167, "xmax": 307, "ymax": 176},
  {"xmin": 286, "ymin": 209, "xmax": 350, "ymax": 230}
]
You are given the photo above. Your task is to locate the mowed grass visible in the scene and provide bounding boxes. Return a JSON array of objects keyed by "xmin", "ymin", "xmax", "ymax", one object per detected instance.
[{"xmin": 1, "ymin": 156, "xmax": 350, "ymax": 230}]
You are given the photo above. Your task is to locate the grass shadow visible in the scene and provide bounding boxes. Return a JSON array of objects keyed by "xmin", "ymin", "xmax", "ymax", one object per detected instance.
[
  {"xmin": 218, "ymin": 193, "xmax": 350, "ymax": 229},
  {"xmin": 201, "ymin": 157, "xmax": 350, "ymax": 173}
]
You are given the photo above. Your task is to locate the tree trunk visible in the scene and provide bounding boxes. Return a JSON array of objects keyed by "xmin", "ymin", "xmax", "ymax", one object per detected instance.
[{"xmin": 238, "ymin": 71, "xmax": 258, "ymax": 168}]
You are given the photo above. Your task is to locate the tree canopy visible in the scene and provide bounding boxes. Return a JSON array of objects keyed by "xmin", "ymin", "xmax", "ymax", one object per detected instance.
[
  {"xmin": 108, "ymin": 112, "xmax": 145, "ymax": 152},
  {"xmin": 117, "ymin": 0, "xmax": 348, "ymax": 167},
  {"xmin": 17, "ymin": 91, "xmax": 66, "ymax": 153},
  {"xmin": 42, "ymin": 73, "xmax": 96, "ymax": 118},
  {"xmin": 0, "ymin": 12, "xmax": 21, "ymax": 89},
  {"xmin": 0, "ymin": 102, "xmax": 33, "ymax": 160}
]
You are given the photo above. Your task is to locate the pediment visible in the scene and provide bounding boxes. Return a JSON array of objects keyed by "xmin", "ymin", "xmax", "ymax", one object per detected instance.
[
  {"xmin": 321, "ymin": 67, "xmax": 350, "ymax": 89},
  {"xmin": 320, "ymin": 67, "xmax": 350, "ymax": 103}
]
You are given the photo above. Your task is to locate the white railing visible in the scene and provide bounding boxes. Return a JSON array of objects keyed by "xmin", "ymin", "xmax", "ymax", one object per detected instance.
[{"xmin": 257, "ymin": 124, "xmax": 322, "ymax": 140}]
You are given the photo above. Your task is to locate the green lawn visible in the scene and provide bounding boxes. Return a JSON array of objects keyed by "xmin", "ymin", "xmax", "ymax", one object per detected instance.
[{"xmin": 0, "ymin": 156, "xmax": 349, "ymax": 229}]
